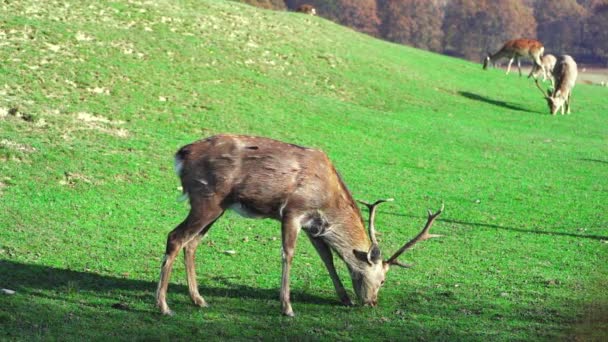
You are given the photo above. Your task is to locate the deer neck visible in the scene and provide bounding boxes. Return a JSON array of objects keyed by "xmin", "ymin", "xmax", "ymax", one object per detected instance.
[{"xmin": 317, "ymin": 206, "xmax": 372, "ymax": 271}]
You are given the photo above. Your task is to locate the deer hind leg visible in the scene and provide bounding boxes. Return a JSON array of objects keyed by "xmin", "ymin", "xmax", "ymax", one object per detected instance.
[
  {"xmin": 533, "ymin": 54, "xmax": 545, "ymax": 79},
  {"xmin": 280, "ymin": 215, "xmax": 301, "ymax": 317},
  {"xmin": 156, "ymin": 202, "xmax": 223, "ymax": 315},
  {"xmin": 306, "ymin": 234, "xmax": 353, "ymax": 306},
  {"xmin": 183, "ymin": 213, "xmax": 222, "ymax": 308},
  {"xmin": 517, "ymin": 58, "xmax": 522, "ymax": 76},
  {"xmin": 506, "ymin": 58, "xmax": 515, "ymax": 75},
  {"xmin": 527, "ymin": 65, "xmax": 537, "ymax": 79}
]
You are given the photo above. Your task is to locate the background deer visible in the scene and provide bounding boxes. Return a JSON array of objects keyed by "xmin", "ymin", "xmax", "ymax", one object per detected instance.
[
  {"xmin": 296, "ymin": 4, "xmax": 316, "ymax": 15},
  {"xmin": 528, "ymin": 54, "xmax": 557, "ymax": 86},
  {"xmin": 156, "ymin": 134, "xmax": 443, "ymax": 316},
  {"xmin": 483, "ymin": 39, "xmax": 544, "ymax": 76},
  {"xmin": 535, "ymin": 55, "xmax": 578, "ymax": 115}
]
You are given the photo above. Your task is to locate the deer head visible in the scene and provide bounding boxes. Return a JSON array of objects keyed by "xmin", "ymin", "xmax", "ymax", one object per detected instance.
[
  {"xmin": 352, "ymin": 199, "xmax": 444, "ymax": 306},
  {"xmin": 535, "ymin": 79, "xmax": 563, "ymax": 115}
]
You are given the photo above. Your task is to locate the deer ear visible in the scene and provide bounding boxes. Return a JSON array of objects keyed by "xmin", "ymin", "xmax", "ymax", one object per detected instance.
[
  {"xmin": 353, "ymin": 249, "xmax": 371, "ymax": 265},
  {"xmin": 368, "ymin": 244, "xmax": 382, "ymax": 263}
]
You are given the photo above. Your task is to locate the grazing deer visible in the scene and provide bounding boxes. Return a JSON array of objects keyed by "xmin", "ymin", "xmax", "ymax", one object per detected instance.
[
  {"xmin": 483, "ymin": 39, "xmax": 545, "ymax": 76},
  {"xmin": 156, "ymin": 134, "xmax": 443, "ymax": 316},
  {"xmin": 528, "ymin": 54, "xmax": 557, "ymax": 86},
  {"xmin": 535, "ymin": 55, "xmax": 578, "ymax": 115},
  {"xmin": 296, "ymin": 4, "xmax": 316, "ymax": 15}
]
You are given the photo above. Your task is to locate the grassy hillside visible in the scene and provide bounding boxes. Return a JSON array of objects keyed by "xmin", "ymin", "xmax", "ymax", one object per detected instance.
[{"xmin": 1, "ymin": 0, "xmax": 607, "ymax": 340}]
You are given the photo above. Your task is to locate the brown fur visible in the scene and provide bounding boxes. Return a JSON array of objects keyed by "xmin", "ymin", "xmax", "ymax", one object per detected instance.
[
  {"xmin": 544, "ymin": 55, "xmax": 578, "ymax": 115},
  {"xmin": 296, "ymin": 4, "xmax": 316, "ymax": 15},
  {"xmin": 156, "ymin": 134, "xmax": 381, "ymax": 316},
  {"xmin": 483, "ymin": 38, "xmax": 545, "ymax": 76}
]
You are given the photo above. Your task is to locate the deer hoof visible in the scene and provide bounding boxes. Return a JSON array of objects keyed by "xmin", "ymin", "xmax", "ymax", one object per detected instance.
[
  {"xmin": 341, "ymin": 297, "xmax": 354, "ymax": 306},
  {"xmin": 160, "ymin": 308, "xmax": 175, "ymax": 316},
  {"xmin": 192, "ymin": 296, "xmax": 209, "ymax": 308}
]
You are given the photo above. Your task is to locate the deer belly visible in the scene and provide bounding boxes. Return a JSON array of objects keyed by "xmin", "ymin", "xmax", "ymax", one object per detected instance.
[{"xmin": 228, "ymin": 202, "xmax": 267, "ymax": 219}]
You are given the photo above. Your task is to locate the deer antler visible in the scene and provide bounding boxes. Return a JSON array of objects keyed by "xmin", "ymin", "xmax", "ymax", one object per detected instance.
[
  {"xmin": 357, "ymin": 198, "xmax": 394, "ymax": 246},
  {"xmin": 386, "ymin": 203, "xmax": 444, "ymax": 267},
  {"xmin": 535, "ymin": 79, "xmax": 550, "ymax": 98}
]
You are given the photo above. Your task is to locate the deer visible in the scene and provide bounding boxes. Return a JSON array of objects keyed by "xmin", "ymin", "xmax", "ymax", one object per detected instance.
[
  {"xmin": 535, "ymin": 55, "xmax": 578, "ymax": 115},
  {"xmin": 528, "ymin": 54, "xmax": 557, "ymax": 86},
  {"xmin": 295, "ymin": 4, "xmax": 316, "ymax": 15},
  {"xmin": 483, "ymin": 39, "xmax": 545, "ymax": 77},
  {"xmin": 156, "ymin": 134, "xmax": 443, "ymax": 316}
]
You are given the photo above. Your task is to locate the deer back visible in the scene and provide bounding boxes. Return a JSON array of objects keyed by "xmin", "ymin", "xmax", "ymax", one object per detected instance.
[
  {"xmin": 553, "ymin": 55, "xmax": 578, "ymax": 97},
  {"xmin": 176, "ymin": 135, "xmax": 367, "ymax": 235}
]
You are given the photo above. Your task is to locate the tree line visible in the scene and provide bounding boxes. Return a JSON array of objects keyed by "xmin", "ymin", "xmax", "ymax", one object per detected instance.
[{"xmin": 238, "ymin": 0, "xmax": 608, "ymax": 66}]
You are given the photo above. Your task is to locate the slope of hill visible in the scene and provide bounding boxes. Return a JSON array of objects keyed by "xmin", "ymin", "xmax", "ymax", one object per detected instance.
[{"xmin": 1, "ymin": 0, "xmax": 606, "ymax": 340}]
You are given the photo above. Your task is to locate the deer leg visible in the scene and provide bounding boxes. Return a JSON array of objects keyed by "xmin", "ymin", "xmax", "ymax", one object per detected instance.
[
  {"xmin": 280, "ymin": 216, "xmax": 300, "ymax": 317},
  {"xmin": 527, "ymin": 65, "xmax": 536, "ymax": 79},
  {"xmin": 506, "ymin": 58, "xmax": 514, "ymax": 75},
  {"xmin": 517, "ymin": 58, "xmax": 522, "ymax": 76},
  {"xmin": 566, "ymin": 93, "xmax": 572, "ymax": 114},
  {"xmin": 534, "ymin": 54, "xmax": 545, "ymax": 79},
  {"xmin": 156, "ymin": 202, "xmax": 223, "ymax": 315},
  {"xmin": 183, "ymin": 214, "xmax": 222, "ymax": 308},
  {"xmin": 306, "ymin": 234, "xmax": 353, "ymax": 306}
]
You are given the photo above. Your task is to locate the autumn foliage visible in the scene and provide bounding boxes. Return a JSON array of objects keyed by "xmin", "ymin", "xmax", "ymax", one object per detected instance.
[{"xmin": 238, "ymin": 0, "xmax": 608, "ymax": 65}]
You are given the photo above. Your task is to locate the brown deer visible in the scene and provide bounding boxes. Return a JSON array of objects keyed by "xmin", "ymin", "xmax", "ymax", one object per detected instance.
[
  {"xmin": 535, "ymin": 55, "xmax": 578, "ymax": 115},
  {"xmin": 295, "ymin": 4, "xmax": 316, "ymax": 15},
  {"xmin": 483, "ymin": 39, "xmax": 545, "ymax": 76},
  {"xmin": 528, "ymin": 54, "xmax": 557, "ymax": 86},
  {"xmin": 156, "ymin": 134, "xmax": 443, "ymax": 316}
]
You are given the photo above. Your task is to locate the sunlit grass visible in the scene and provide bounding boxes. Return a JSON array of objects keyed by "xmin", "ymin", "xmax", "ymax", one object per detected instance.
[{"xmin": 1, "ymin": 0, "xmax": 607, "ymax": 340}]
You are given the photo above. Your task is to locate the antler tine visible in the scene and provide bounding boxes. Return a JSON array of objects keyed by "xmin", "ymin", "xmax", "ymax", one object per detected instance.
[
  {"xmin": 386, "ymin": 203, "xmax": 444, "ymax": 266},
  {"xmin": 357, "ymin": 198, "xmax": 394, "ymax": 246},
  {"xmin": 534, "ymin": 79, "xmax": 550, "ymax": 98}
]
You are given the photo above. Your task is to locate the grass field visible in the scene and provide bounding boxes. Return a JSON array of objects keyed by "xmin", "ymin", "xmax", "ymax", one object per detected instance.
[{"xmin": 1, "ymin": 0, "xmax": 607, "ymax": 340}]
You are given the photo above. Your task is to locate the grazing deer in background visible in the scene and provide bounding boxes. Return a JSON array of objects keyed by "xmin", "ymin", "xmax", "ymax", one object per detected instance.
[
  {"xmin": 296, "ymin": 4, "xmax": 316, "ymax": 15},
  {"xmin": 535, "ymin": 55, "xmax": 578, "ymax": 115},
  {"xmin": 483, "ymin": 39, "xmax": 545, "ymax": 76},
  {"xmin": 528, "ymin": 54, "xmax": 557, "ymax": 86},
  {"xmin": 156, "ymin": 134, "xmax": 443, "ymax": 316}
]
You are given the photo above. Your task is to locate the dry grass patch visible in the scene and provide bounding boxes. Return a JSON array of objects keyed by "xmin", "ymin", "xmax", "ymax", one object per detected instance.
[{"xmin": 75, "ymin": 112, "xmax": 129, "ymax": 137}]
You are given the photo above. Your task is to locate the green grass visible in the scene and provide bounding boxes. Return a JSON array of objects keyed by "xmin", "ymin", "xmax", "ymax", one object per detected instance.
[{"xmin": 1, "ymin": 0, "xmax": 607, "ymax": 340}]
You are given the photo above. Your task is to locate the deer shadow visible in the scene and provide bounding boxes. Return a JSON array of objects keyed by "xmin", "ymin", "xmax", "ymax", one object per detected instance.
[
  {"xmin": 0, "ymin": 259, "xmax": 337, "ymax": 313},
  {"xmin": 579, "ymin": 158, "xmax": 608, "ymax": 165},
  {"xmin": 459, "ymin": 91, "xmax": 535, "ymax": 113},
  {"xmin": 379, "ymin": 211, "xmax": 608, "ymax": 241}
]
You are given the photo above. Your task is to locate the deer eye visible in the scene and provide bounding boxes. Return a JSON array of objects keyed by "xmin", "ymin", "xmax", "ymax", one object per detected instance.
[{"xmin": 380, "ymin": 280, "xmax": 385, "ymax": 286}]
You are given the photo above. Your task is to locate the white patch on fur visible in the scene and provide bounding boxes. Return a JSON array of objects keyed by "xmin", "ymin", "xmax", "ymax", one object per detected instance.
[
  {"xmin": 177, "ymin": 192, "xmax": 189, "ymax": 202},
  {"xmin": 174, "ymin": 156, "xmax": 184, "ymax": 176},
  {"xmin": 279, "ymin": 200, "xmax": 288, "ymax": 218}
]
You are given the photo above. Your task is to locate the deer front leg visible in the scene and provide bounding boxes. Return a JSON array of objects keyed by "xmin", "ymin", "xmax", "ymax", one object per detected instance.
[
  {"xmin": 280, "ymin": 216, "xmax": 300, "ymax": 317},
  {"xmin": 307, "ymin": 235, "xmax": 353, "ymax": 306}
]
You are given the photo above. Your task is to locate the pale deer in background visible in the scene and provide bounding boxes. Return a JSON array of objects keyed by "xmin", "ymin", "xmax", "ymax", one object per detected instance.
[
  {"xmin": 535, "ymin": 55, "xmax": 578, "ymax": 115},
  {"xmin": 296, "ymin": 4, "xmax": 316, "ymax": 15},
  {"xmin": 529, "ymin": 54, "xmax": 557, "ymax": 86},
  {"xmin": 483, "ymin": 39, "xmax": 545, "ymax": 76},
  {"xmin": 156, "ymin": 134, "xmax": 443, "ymax": 316}
]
